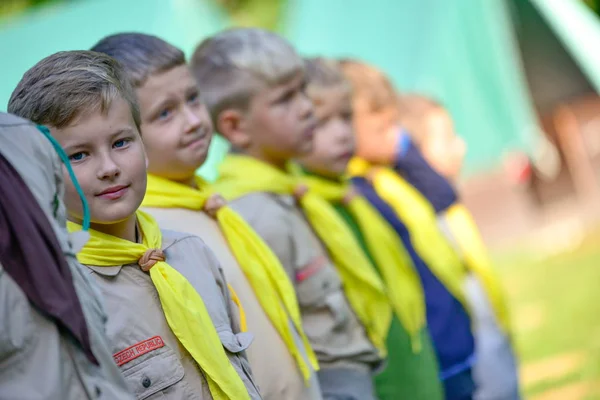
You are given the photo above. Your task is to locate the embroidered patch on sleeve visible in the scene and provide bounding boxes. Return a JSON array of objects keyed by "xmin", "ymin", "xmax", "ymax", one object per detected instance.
[
  {"xmin": 295, "ymin": 255, "xmax": 327, "ymax": 282},
  {"xmin": 113, "ymin": 336, "xmax": 165, "ymax": 366}
]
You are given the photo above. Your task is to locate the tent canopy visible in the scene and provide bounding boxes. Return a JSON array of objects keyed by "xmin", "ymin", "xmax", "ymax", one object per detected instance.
[{"xmin": 283, "ymin": 0, "xmax": 600, "ymax": 173}]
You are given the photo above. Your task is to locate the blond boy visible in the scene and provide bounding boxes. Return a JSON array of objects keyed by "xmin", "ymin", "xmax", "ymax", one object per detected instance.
[
  {"xmin": 192, "ymin": 28, "xmax": 385, "ymax": 400},
  {"xmin": 8, "ymin": 50, "xmax": 261, "ymax": 400},
  {"xmin": 91, "ymin": 33, "xmax": 321, "ymax": 400}
]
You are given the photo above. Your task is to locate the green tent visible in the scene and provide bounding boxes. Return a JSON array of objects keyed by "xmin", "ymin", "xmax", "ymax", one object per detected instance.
[
  {"xmin": 283, "ymin": 0, "xmax": 600, "ymax": 174},
  {"xmin": 0, "ymin": 0, "xmax": 229, "ymax": 179}
]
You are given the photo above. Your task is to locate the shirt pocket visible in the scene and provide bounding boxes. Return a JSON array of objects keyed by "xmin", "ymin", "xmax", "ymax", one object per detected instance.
[
  {"xmin": 217, "ymin": 329, "xmax": 260, "ymax": 397},
  {"xmin": 121, "ymin": 346, "xmax": 185, "ymax": 400}
]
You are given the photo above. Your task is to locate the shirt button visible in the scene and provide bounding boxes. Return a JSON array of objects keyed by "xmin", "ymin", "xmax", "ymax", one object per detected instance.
[{"xmin": 142, "ymin": 377, "xmax": 152, "ymax": 388}]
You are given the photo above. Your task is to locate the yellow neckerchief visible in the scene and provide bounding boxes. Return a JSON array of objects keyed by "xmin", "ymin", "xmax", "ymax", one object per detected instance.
[
  {"xmin": 443, "ymin": 203, "xmax": 510, "ymax": 333},
  {"xmin": 142, "ymin": 174, "xmax": 319, "ymax": 381},
  {"xmin": 68, "ymin": 210, "xmax": 250, "ymax": 400},
  {"xmin": 347, "ymin": 157, "xmax": 468, "ymax": 309},
  {"xmin": 298, "ymin": 172, "xmax": 426, "ymax": 352},
  {"xmin": 214, "ymin": 155, "xmax": 391, "ymax": 356}
]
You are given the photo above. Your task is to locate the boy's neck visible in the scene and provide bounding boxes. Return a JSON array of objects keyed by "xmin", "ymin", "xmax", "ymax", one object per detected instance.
[
  {"xmin": 301, "ymin": 166, "xmax": 343, "ymax": 183},
  {"xmin": 149, "ymin": 171, "xmax": 198, "ymax": 189},
  {"xmin": 87, "ymin": 215, "xmax": 139, "ymax": 242},
  {"xmin": 231, "ymin": 147, "xmax": 289, "ymax": 172}
]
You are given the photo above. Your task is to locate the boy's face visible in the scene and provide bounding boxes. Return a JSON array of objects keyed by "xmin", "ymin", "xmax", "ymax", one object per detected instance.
[
  {"xmin": 51, "ymin": 96, "xmax": 147, "ymax": 226},
  {"xmin": 352, "ymin": 97, "xmax": 399, "ymax": 165},
  {"xmin": 235, "ymin": 71, "xmax": 316, "ymax": 169},
  {"xmin": 137, "ymin": 64, "xmax": 213, "ymax": 184},
  {"xmin": 421, "ymin": 108, "xmax": 466, "ymax": 180},
  {"xmin": 298, "ymin": 86, "xmax": 355, "ymax": 178}
]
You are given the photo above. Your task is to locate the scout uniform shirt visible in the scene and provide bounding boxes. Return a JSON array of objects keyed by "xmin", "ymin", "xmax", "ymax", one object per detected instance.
[
  {"xmin": 82, "ymin": 229, "xmax": 261, "ymax": 400},
  {"xmin": 0, "ymin": 113, "xmax": 133, "ymax": 400},
  {"xmin": 227, "ymin": 192, "xmax": 381, "ymax": 370},
  {"xmin": 145, "ymin": 207, "xmax": 322, "ymax": 400}
]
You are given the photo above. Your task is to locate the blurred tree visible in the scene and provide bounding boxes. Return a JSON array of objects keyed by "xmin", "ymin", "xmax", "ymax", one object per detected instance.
[
  {"xmin": 582, "ymin": 0, "xmax": 600, "ymax": 16},
  {"xmin": 215, "ymin": 0, "xmax": 284, "ymax": 30},
  {"xmin": 0, "ymin": 0, "xmax": 64, "ymax": 18}
]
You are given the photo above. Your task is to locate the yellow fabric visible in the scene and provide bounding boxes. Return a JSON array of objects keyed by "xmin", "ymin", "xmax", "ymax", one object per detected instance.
[
  {"xmin": 215, "ymin": 155, "xmax": 392, "ymax": 356},
  {"xmin": 347, "ymin": 158, "xmax": 468, "ymax": 308},
  {"xmin": 227, "ymin": 284, "xmax": 248, "ymax": 333},
  {"xmin": 142, "ymin": 174, "xmax": 319, "ymax": 381},
  {"xmin": 68, "ymin": 210, "xmax": 250, "ymax": 400},
  {"xmin": 300, "ymin": 174, "xmax": 426, "ymax": 352},
  {"xmin": 444, "ymin": 204, "xmax": 511, "ymax": 333}
]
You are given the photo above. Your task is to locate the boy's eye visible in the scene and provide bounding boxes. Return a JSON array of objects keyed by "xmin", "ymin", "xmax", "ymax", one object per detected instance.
[
  {"xmin": 69, "ymin": 152, "xmax": 87, "ymax": 162},
  {"xmin": 188, "ymin": 92, "xmax": 200, "ymax": 104},
  {"xmin": 158, "ymin": 108, "xmax": 172, "ymax": 120},
  {"xmin": 113, "ymin": 138, "xmax": 131, "ymax": 148},
  {"xmin": 342, "ymin": 111, "xmax": 354, "ymax": 121},
  {"xmin": 316, "ymin": 116, "xmax": 330, "ymax": 128},
  {"xmin": 277, "ymin": 90, "xmax": 295, "ymax": 104}
]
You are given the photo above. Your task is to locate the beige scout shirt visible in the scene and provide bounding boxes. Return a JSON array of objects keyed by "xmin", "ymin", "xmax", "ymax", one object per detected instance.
[
  {"xmin": 83, "ymin": 229, "xmax": 262, "ymax": 400},
  {"xmin": 228, "ymin": 193, "xmax": 382, "ymax": 371},
  {"xmin": 144, "ymin": 207, "xmax": 322, "ymax": 400},
  {"xmin": 0, "ymin": 113, "xmax": 133, "ymax": 400}
]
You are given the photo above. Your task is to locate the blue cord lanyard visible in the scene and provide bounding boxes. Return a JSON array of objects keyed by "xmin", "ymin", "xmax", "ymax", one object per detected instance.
[{"xmin": 36, "ymin": 125, "xmax": 91, "ymax": 231}]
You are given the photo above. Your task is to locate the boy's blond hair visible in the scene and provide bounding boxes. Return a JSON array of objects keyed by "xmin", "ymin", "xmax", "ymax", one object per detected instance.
[
  {"xmin": 8, "ymin": 51, "xmax": 140, "ymax": 129},
  {"xmin": 191, "ymin": 28, "xmax": 304, "ymax": 126},
  {"xmin": 338, "ymin": 58, "xmax": 398, "ymax": 112},
  {"xmin": 91, "ymin": 33, "xmax": 185, "ymax": 88},
  {"xmin": 303, "ymin": 57, "xmax": 350, "ymax": 95},
  {"xmin": 397, "ymin": 94, "xmax": 444, "ymax": 147}
]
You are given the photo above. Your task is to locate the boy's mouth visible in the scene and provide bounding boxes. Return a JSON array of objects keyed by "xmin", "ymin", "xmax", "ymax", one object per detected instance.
[
  {"xmin": 183, "ymin": 130, "xmax": 210, "ymax": 148},
  {"xmin": 96, "ymin": 184, "xmax": 130, "ymax": 200}
]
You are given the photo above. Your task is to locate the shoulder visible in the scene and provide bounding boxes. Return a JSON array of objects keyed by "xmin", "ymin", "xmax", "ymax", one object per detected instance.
[
  {"xmin": 228, "ymin": 193, "xmax": 295, "ymax": 236},
  {"xmin": 161, "ymin": 229, "xmax": 219, "ymax": 264},
  {"xmin": 161, "ymin": 228, "xmax": 225, "ymax": 281}
]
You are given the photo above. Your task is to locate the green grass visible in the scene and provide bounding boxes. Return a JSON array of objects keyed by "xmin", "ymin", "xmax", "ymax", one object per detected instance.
[{"xmin": 494, "ymin": 235, "xmax": 600, "ymax": 399}]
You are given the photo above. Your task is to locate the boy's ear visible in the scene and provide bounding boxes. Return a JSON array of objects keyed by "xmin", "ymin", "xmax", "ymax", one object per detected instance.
[{"xmin": 216, "ymin": 109, "xmax": 251, "ymax": 149}]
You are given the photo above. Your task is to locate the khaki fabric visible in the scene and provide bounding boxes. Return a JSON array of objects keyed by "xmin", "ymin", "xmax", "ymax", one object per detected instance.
[
  {"xmin": 227, "ymin": 192, "xmax": 381, "ymax": 370},
  {"xmin": 83, "ymin": 229, "xmax": 262, "ymax": 400},
  {"xmin": 145, "ymin": 207, "xmax": 322, "ymax": 400}
]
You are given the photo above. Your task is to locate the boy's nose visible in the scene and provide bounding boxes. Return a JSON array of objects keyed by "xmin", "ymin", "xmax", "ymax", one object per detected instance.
[
  {"xmin": 97, "ymin": 156, "xmax": 120, "ymax": 180},
  {"xmin": 298, "ymin": 94, "xmax": 315, "ymax": 120},
  {"xmin": 184, "ymin": 106, "xmax": 203, "ymax": 133}
]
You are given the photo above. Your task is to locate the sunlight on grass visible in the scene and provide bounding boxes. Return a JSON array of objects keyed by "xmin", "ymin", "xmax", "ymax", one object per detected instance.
[{"xmin": 494, "ymin": 234, "xmax": 600, "ymax": 399}]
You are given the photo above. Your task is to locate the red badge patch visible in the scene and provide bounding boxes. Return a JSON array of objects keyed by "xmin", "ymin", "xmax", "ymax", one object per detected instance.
[
  {"xmin": 113, "ymin": 336, "xmax": 165, "ymax": 366},
  {"xmin": 296, "ymin": 256, "xmax": 327, "ymax": 282}
]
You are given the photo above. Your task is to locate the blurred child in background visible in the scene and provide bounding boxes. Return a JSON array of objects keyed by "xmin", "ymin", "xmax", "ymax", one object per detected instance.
[
  {"xmin": 397, "ymin": 94, "xmax": 521, "ymax": 400},
  {"xmin": 295, "ymin": 57, "xmax": 444, "ymax": 400},
  {"xmin": 341, "ymin": 58, "xmax": 520, "ymax": 400},
  {"xmin": 340, "ymin": 58, "xmax": 477, "ymax": 400}
]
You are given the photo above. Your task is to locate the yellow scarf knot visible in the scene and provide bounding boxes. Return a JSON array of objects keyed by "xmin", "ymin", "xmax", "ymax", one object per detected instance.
[
  {"xmin": 138, "ymin": 248, "xmax": 165, "ymax": 271},
  {"xmin": 203, "ymin": 193, "xmax": 227, "ymax": 218},
  {"xmin": 292, "ymin": 184, "xmax": 310, "ymax": 201},
  {"xmin": 341, "ymin": 187, "xmax": 359, "ymax": 206}
]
